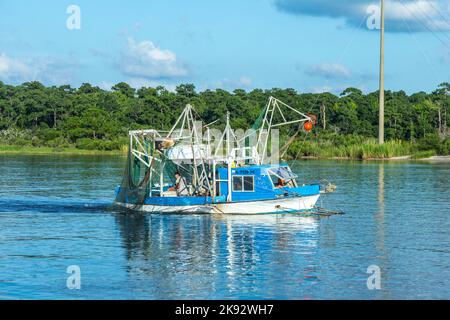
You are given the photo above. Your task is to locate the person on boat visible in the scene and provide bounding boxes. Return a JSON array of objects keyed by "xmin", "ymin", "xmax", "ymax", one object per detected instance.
[
  {"xmin": 276, "ymin": 178, "xmax": 286, "ymax": 188},
  {"xmin": 174, "ymin": 172, "xmax": 189, "ymax": 196}
]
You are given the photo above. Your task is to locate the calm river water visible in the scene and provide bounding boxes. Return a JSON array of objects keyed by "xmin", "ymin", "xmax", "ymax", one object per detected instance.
[{"xmin": 0, "ymin": 155, "xmax": 449, "ymax": 299}]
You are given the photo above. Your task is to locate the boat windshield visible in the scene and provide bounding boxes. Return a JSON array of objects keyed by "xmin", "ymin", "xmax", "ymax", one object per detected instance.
[{"xmin": 267, "ymin": 166, "xmax": 297, "ymax": 180}]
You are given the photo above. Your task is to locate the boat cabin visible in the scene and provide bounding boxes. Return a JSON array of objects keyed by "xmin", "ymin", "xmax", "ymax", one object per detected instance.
[{"xmin": 215, "ymin": 164, "xmax": 319, "ymax": 203}]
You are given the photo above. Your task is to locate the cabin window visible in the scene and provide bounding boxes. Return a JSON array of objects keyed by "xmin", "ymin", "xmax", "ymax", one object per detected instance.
[
  {"xmin": 233, "ymin": 176, "xmax": 243, "ymax": 191},
  {"xmin": 232, "ymin": 175, "xmax": 254, "ymax": 192},
  {"xmin": 243, "ymin": 176, "xmax": 254, "ymax": 191}
]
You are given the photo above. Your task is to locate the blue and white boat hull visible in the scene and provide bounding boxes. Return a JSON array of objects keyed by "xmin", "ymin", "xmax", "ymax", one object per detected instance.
[
  {"xmin": 114, "ymin": 194, "xmax": 320, "ymax": 214},
  {"xmin": 214, "ymin": 194, "xmax": 320, "ymax": 214}
]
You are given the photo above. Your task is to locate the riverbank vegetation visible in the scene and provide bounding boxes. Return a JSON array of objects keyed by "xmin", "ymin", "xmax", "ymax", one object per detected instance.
[
  {"xmin": 288, "ymin": 132, "xmax": 449, "ymax": 159},
  {"xmin": 0, "ymin": 144, "xmax": 122, "ymax": 155},
  {"xmin": 0, "ymin": 81, "xmax": 448, "ymax": 159}
]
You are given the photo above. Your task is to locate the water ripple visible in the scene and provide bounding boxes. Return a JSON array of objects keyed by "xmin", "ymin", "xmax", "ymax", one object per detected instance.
[{"xmin": 0, "ymin": 156, "xmax": 449, "ymax": 299}]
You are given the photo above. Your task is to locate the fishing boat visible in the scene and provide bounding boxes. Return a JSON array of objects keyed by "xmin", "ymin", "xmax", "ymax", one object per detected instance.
[{"xmin": 114, "ymin": 97, "xmax": 330, "ymax": 214}]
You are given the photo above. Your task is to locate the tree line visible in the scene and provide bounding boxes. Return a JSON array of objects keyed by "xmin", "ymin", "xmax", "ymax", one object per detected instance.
[{"xmin": 0, "ymin": 81, "xmax": 448, "ymax": 155}]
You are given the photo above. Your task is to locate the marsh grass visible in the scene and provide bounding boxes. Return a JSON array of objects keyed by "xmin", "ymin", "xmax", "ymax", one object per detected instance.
[
  {"xmin": 1, "ymin": 136, "xmax": 444, "ymax": 160},
  {"xmin": 0, "ymin": 145, "xmax": 124, "ymax": 155},
  {"xmin": 288, "ymin": 138, "xmax": 413, "ymax": 160},
  {"xmin": 411, "ymin": 150, "xmax": 437, "ymax": 159}
]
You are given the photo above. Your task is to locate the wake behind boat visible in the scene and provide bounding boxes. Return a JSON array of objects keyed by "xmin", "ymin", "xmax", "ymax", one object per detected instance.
[{"xmin": 114, "ymin": 97, "xmax": 333, "ymax": 214}]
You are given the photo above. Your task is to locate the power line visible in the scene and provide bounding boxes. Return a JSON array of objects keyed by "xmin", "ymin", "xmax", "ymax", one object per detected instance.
[
  {"xmin": 399, "ymin": 0, "xmax": 450, "ymax": 41},
  {"xmin": 305, "ymin": 12, "xmax": 369, "ymax": 102},
  {"xmin": 398, "ymin": 0, "xmax": 450, "ymax": 50},
  {"xmin": 410, "ymin": 0, "xmax": 450, "ymax": 41},
  {"xmin": 427, "ymin": 0, "xmax": 450, "ymax": 29},
  {"xmin": 399, "ymin": 9, "xmax": 442, "ymax": 85}
]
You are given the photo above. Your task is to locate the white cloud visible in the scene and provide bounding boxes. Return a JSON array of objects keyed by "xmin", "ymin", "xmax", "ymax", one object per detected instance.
[
  {"xmin": 98, "ymin": 81, "xmax": 115, "ymax": 91},
  {"xmin": 305, "ymin": 63, "xmax": 352, "ymax": 79},
  {"xmin": 0, "ymin": 53, "xmax": 33, "ymax": 82},
  {"xmin": 385, "ymin": 0, "xmax": 450, "ymax": 31},
  {"xmin": 238, "ymin": 76, "xmax": 252, "ymax": 87},
  {"xmin": 127, "ymin": 77, "xmax": 177, "ymax": 91},
  {"xmin": 0, "ymin": 53, "xmax": 77, "ymax": 84},
  {"xmin": 97, "ymin": 78, "xmax": 177, "ymax": 91},
  {"xmin": 309, "ymin": 84, "xmax": 367, "ymax": 94},
  {"xmin": 309, "ymin": 85, "xmax": 335, "ymax": 93},
  {"xmin": 120, "ymin": 38, "xmax": 188, "ymax": 79},
  {"xmin": 275, "ymin": 0, "xmax": 450, "ymax": 32},
  {"xmin": 214, "ymin": 76, "xmax": 253, "ymax": 89}
]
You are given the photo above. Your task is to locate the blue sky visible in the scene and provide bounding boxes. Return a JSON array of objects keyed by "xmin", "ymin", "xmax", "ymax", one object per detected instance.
[{"xmin": 0, "ymin": 0, "xmax": 449, "ymax": 94}]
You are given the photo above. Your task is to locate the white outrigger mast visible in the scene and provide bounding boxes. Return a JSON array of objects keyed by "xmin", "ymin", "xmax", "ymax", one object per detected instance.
[
  {"xmin": 247, "ymin": 96, "xmax": 313, "ymax": 164},
  {"xmin": 125, "ymin": 97, "xmax": 314, "ymax": 202},
  {"xmin": 165, "ymin": 104, "xmax": 213, "ymax": 195}
]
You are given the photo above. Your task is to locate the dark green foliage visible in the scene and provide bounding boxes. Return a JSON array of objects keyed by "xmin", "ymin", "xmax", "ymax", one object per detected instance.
[
  {"xmin": 0, "ymin": 81, "xmax": 448, "ymax": 155},
  {"xmin": 438, "ymin": 139, "xmax": 450, "ymax": 155},
  {"xmin": 417, "ymin": 133, "xmax": 441, "ymax": 151}
]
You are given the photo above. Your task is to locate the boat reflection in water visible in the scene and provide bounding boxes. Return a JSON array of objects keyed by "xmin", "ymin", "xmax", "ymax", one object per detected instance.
[{"xmin": 113, "ymin": 212, "xmax": 320, "ymax": 299}]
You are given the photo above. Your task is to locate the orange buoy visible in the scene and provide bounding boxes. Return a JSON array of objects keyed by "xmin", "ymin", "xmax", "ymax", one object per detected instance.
[{"xmin": 304, "ymin": 121, "xmax": 313, "ymax": 132}]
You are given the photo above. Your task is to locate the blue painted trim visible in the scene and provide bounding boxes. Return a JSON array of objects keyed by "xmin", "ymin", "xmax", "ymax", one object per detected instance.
[
  {"xmin": 118, "ymin": 163, "xmax": 320, "ymax": 206},
  {"xmin": 144, "ymin": 196, "xmax": 213, "ymax": 206}
]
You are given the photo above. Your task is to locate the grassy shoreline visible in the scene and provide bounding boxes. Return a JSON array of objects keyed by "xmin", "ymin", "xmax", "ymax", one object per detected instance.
[
  {"xmin": 1, "ymin": 144, "xmax": 448, "ymax": 161},
  {"xmin": 0, "ymin": 145, "xmax": 125, "ymax": 155},
  {"xmin": 286, "ymin": 138, "xmax": 449, "ymax": 160},
  {"xmin": 295, "ymin": 155, "xmax": 450, "ymax": 162}
]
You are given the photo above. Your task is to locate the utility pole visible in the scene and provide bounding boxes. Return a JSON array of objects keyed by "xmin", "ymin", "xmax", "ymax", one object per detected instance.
[
  {"xmin": 438, "ymin": 103, "xmax": 442, "ymax": 137},
  {"xmin": 320, "ymin": 104, "xmax": 326, "ymax": 130},
  {"xmin": 378, "ymin": 0, "xmax": 385, "ymax": 144},
  {"xmin": 226, "ymin": 111, "xmax": 231, "ymax": 157}
]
